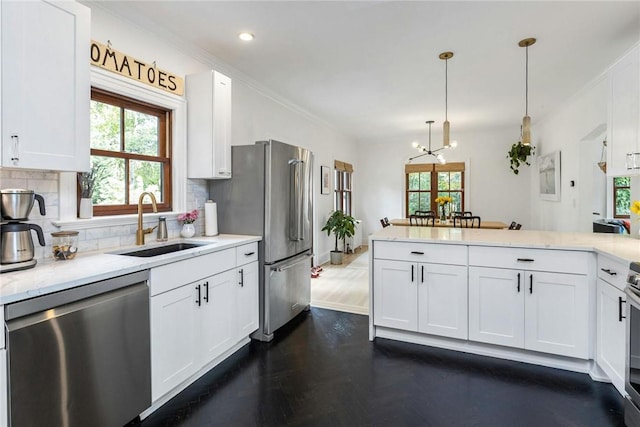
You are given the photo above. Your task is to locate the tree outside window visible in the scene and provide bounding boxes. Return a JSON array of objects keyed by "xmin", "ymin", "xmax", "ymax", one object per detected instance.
[
  {"xmin": 87, "ymin": 88, "xmax": 172, "ymax": 215},
  {"xmin": 406, "ymin": 163, "xmax": 465, "ymax": 215},
  {"xmin": 614, "ymin": 176, "xmax": 630, "ymax": 218}
]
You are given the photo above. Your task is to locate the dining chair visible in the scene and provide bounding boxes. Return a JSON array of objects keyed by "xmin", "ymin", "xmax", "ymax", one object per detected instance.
[
  {"xmin": 415, "ymin": 210, "xmax": 436, "ymax": 216},
  {"xmin": 452, "ymin": 211, "xmax": 473, "ymax": 217},
  {"xmin": 453, "ymin": 215, "xmax": 481, "ymax": 228},
  {"xmin": 409, "ymin": 214, "xmax": 436, "ymax": 227}
]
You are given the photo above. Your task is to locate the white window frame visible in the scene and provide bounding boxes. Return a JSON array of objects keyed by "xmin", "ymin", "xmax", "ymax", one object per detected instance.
[{"xmin": 54, "ymin": 67, "xmax": 187, "ymax": 229}]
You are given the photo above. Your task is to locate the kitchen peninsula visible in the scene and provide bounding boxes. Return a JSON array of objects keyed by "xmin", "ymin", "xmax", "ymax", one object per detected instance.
[{"xmin": 369, "ymin": 226, "xmax": 640, "ymax": 392}]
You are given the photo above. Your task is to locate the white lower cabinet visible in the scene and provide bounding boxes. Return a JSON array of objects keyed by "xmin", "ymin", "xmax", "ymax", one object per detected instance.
[
  {"xmin": 596, "ymin": 254, "xmax": 628, "ymax": 394},
  {"xmin": 468, "ymin": 267, "xmax": 525, "ymax": 348},
  {"xmin": 469, "ymin": 266, "xmax": 589, "ymax": 359},
  {"xmin": 237, "ymin": 261, "xmax": 259, "ymax": 337},
  {"xmin": 150, "ymin": 282, "xmax": 200, "ymax": 401},
  {"xmin": 374, "ymin": 259, "xmax": 467, "ymax": 340},
  {"xmin": 597, "ymin": 279, "xmax": 627, "ymax": 394},
  {"xmin": 150, "ymin": 244, "xmax": 259, "ymax": 403},
  {"xmin": 200, "ymin": 270, "xmax": 237, "ymax": 364}
]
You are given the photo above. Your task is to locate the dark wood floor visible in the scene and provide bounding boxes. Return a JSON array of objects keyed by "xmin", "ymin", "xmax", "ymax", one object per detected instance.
[{"xmin": 137, "ymin": 308, "xmax": 625, "ymax": 427}]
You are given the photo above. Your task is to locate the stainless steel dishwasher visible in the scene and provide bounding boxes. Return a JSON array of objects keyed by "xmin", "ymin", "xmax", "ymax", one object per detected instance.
[{"xmin": 5, "ymin": 270, "xmax": 151, "ymax": 427}]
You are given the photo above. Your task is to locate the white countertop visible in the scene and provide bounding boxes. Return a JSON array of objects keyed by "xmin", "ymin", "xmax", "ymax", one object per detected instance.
[
  {"xmin": 370, "ymin": 226, "xmax": 640, "ymax": 264},
  {"xmin": 0, "ymin": 234, "xmax": 261, "ymax": 305}
]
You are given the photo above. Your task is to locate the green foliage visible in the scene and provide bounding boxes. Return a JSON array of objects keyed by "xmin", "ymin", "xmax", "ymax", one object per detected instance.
[
  {"xmin": 614, "ymin": 176, "xmax": 631, "ymax": 216},
  {"xmin": 90, "ymin": 100, "xmax": 163, "ymax": 205},
  {"xmin": 77, "ymin": 164, "xmax": 104, "ymax": 198},
  {"xmin": 507, "ymin": 141, "xmax": 535, "ymax": 175},
  {"xmin": 321, "ymin": 210, "xmax": 357, "ymax": 252}
]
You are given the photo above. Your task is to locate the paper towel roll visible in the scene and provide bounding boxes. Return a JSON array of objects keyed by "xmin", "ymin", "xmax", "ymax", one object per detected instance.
[{"xmin": 204, "ymin": 200, "xmax": 218, "ymax": 236}]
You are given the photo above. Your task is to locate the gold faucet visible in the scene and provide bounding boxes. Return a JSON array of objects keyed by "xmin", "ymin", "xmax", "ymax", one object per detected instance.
[{"xmin": 136, "ymin": 192, "xmax": 158, "ymax": 245}]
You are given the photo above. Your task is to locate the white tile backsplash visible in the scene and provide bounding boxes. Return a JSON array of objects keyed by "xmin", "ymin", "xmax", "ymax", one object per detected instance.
[{"xmin": 1, "ymin": 168, "xmax": 212, "ymax": 261}]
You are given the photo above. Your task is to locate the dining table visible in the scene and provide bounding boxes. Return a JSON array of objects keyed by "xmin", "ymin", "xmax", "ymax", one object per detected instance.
[{"xmin": 390, "ymin": 218, "xmax": 509, "ymax": 229}]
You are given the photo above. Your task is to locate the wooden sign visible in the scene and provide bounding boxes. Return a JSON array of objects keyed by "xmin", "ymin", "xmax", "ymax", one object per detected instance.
[{"xmin": 90, "ymin": 40, "xmax": 184, "ymax": 96}]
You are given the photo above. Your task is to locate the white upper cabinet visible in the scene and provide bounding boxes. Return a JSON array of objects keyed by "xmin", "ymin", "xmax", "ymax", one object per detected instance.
[
  {"xmin": 608, "ymin": 44, "xmax": 640, "ymax": 176},
  {"xmin": 186, "ymin": 70, "xmax": 232, "ymax": 179},
  {"xmin": 1, "ymin": 0, "xmax": 90, "ymax": 171}
]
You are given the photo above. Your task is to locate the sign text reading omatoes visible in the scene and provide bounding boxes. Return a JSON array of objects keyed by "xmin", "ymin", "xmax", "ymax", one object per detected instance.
[{"xmin": 90, "ymin": 40, "xmax": 184, "ymax": 96}]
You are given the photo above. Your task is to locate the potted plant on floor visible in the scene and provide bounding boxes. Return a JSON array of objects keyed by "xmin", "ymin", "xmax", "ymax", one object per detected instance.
[{"xmin": 321, "ymin": 210, "xmax": 356, "ymax": 265}]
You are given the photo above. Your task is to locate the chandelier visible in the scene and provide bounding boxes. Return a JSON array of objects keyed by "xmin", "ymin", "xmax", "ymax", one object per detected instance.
[
  {"xmin": 519, "ymin": 37, "xmax": 536, "ymax": 145},
  {"xmin": 409, "ymin": 120, "xmax": 446, "ymax": 164}
]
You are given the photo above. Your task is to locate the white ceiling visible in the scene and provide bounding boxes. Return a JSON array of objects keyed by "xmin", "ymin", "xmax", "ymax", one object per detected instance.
[{"xmin": 91, "ymin": 1, "xmax": 640, "ymax": 144}]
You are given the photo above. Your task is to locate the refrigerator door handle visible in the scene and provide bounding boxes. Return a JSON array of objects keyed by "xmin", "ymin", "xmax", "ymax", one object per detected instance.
[
  {"xmin": 289, "ymin": 159, "xmax": 305, "ymax": 241},
  {"xmin": 274, "ymin": 252, "xmax": 312, "ymax": 272}
]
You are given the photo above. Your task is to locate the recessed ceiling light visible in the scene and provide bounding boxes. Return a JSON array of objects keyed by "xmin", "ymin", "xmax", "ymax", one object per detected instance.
[{"xmin": 238, "ymin": 32, "xmax": 255, "ymax": 42}]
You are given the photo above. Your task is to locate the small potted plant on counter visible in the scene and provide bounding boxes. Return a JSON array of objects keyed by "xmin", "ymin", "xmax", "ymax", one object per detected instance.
[
  {"xmin": 77, "ymin": 165, "xmax": 101, "ymax": 219},
  {"xmin": 321, "ymin": 210, "xmax": 356, "ymax": 265}
]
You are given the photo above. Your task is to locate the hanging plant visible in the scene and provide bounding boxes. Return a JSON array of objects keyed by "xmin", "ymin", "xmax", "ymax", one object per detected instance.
[{"xmin": 507, "ymin": 141, "xmax": 535, "ymax": 175}]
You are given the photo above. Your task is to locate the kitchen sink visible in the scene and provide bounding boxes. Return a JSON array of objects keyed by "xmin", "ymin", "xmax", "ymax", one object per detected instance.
[{"xmin": 115, "ymin": 242, "xmax": 207, "ymax": 257}]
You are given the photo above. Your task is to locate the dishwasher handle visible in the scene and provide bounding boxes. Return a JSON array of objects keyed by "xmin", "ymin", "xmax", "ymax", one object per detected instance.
[
  {"xmin": 5, "ymin": 270, "xmax": 150, "ymax": 321},
  {"xmin": 6, "ymin": 282, "xmax": 149, "ymax": 332}
]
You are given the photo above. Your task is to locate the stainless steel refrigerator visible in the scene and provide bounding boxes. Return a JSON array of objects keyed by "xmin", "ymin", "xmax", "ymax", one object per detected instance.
[{"xmin": 209, "ymin": 140, "xmax": 313, "ymax": 341}]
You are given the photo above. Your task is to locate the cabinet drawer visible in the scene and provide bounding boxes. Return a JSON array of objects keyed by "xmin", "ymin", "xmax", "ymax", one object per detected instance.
[
  {"xmin": 150, "ymin": 249, "xmax": 235, "ymax": 296},
  {"xmin": 468, "ymin": 246, "xmax": 590, "ymax": 275},
  {"xmin": 597, "ymin": 254, "xmax": 628, "ymax": 291},
  {"xmin": 236, "ymin": 242, "xmax": 258, "ymax": 266},
  {"xmin": 374, "ymin": 241, "xmax": 467, "ymax": 265}
]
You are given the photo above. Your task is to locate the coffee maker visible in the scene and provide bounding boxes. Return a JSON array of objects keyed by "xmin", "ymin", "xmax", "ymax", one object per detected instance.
[{"xmin": 1, "ymin": 189, "xmax": 46, "ymax": 273}]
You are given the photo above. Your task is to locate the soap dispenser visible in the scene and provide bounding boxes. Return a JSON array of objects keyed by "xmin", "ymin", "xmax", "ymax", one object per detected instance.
[{"xmin": 157, "ymin": 216, "xmax": 168, "ymax": 242}]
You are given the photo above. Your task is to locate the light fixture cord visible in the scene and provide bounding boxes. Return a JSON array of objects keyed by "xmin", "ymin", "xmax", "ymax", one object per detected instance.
[
  {"xmin": 445, "ymin": 58, "xmax": 448, "ymax": 121},
  {"xmin": 428, "ymin": 121, "xmax": 432, "ymax": 150},
  {"xmin": 525, "ymin": 45, "xmax": 529, "ymax": 116}
]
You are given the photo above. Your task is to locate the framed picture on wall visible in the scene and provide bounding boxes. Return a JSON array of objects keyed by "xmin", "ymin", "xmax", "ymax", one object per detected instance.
[
  {"xmin": 539, "ymin": 151, "xmax": 561, "ymax": 201},
  {"xmin": 321, "ymin": 165, "xmax": 331, "ymax": 195}
]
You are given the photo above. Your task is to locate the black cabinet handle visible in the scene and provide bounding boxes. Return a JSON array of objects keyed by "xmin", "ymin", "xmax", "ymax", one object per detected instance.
[
  {"xmin": 517, "ymin": 258, "xmax": 535, "ymax": 262},
  {"xmin": 601, "ymin": 268, "xmax": 617, "ymax": 276},
  {"xmin": 619, "ymin": 296, "xmax": 627, "ymax": 322},
  {"xmin": 411, "ymin": 265, "xmax": 415, "ymax": 282},
  {"xmin": 239, "ymin": 269, "xmax": 244, "ymax": 287},
  {"xmin": 529, "ymin": 274, "xmax": 533, "ymax": 294},
  {"xmin": 421, "ymin": 265, "xmax": 424, "ymax": 283},
  {"xmin": 203, "ymin": 281, "xmax": 209, "ymax": 303},
  {"xmin": 244, "ymin": 252, "xmax": 255, "ymax": 256},
  {"xmin": 410, "ymin": 251, "xmax": 424, "ymax": 255},
  {"xmin": 517, "ymin": 273, "xmax": 521, "ymax": 292},
  {"xmin": 195, "ymin": 284, "xmax": 201, "ymax": 306}
]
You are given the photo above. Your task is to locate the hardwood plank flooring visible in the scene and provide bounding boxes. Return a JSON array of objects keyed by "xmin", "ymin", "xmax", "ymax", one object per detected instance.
[
  {"xmin": 137, "ymin": 308, "xmax": 625, "ymax": 427},
  {"xmin": 310, "ymin": 248, "xmax": 369, "ymax": 315}
]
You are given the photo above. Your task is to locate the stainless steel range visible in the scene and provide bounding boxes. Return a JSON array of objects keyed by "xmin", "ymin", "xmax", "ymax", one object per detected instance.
[{"xmin": 625, "ymin": 262, "xmax": 640, "ymax": 426}]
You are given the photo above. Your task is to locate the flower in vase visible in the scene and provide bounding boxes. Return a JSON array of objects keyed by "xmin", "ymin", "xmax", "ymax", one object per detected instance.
[
  {"xmin": 632, "ymin": 200, "xmax": 640, "ymax": 217},
  {"xmin": 178, "ymin": 209, "xmax": 199, "ymax": 224},
  {"xmin": 434, "ymin": 196, "xmax": 453, "ymax": 218}
]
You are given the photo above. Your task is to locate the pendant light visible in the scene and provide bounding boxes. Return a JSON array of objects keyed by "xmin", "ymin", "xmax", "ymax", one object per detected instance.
[
  {"xmin": 439, "ymin": 51, "xmax": 457, "ymax": 149},
  {"xmin": 519, "ymin": 37, "xmax": 536, "ymax": 146},
  {"xmin": 409, "ymin": 120, "xmax": 446, "ymax": 164}
]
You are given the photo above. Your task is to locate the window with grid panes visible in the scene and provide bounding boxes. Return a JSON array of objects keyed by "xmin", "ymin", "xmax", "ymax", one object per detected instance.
[
  {"xmin": 334, "ymin": 160, "xmax": 353, "ymax": 216},
  {"xmin": 405, "ymin": 163, "xmax": 465, "ymax": 215},
  {"xmin": 87, "ymin": 88, "xmax": 172, "ymax": 215},
  {"xmin": 614, "ymin": 176, "xmax": 630, "ymax": 218}
]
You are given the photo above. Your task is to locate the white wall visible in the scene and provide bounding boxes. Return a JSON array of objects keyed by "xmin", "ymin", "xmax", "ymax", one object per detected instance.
[
  {"xmin": 356, "ymin": 126, "xmax": 533, "ymax": 238},
  {"xmin": 532, "ymin": 76, "xmax": 609, "ymax": 232},
  {"xmin": 89, "ymin": 7, "xmax": 360, "ymax": 264}
]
